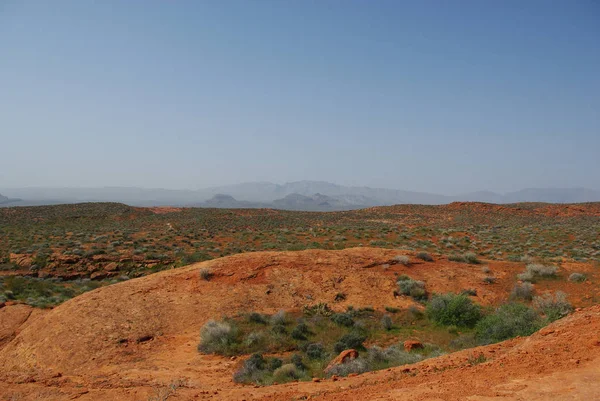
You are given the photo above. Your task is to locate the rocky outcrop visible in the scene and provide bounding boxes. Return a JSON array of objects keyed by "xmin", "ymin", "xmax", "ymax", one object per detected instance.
[{"xmin": 324, "ymin": 349, "xmax": 359, "ymax": 374}]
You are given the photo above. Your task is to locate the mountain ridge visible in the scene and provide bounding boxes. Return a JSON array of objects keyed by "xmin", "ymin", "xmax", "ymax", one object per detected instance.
[{"xmin": 1, "ymin": 182, "xmax": 599, "ymax": 210}]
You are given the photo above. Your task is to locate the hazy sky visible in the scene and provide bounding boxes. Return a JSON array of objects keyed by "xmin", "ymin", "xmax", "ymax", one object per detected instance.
[{"xmin": 1, "ymin": 1, "xmax": 599, "ymax": 194}]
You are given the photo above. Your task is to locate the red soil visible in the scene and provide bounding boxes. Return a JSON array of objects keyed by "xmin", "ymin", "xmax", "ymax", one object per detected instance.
[{"xmin": 0, "ymin": 248, "xmax": 598, "ymax": 400}]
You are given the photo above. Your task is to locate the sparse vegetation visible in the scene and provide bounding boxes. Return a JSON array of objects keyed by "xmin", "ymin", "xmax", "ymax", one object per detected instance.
[
  {"xmin": 449, "ymin": 252, "xmax": 481, "ymax": 264},
  {"xmin": 199, "ymin": 268, "xmax": 213, "ymax": 281},
  {"xmin": 518, "ymin": 264, "xmax": 558, "ymax": 282},
  {"xmin": 533, "ymin": 291, "xmax": 573, "ymax": 322},
  {"xmin": 509, "ymin": 282, "xmax": 534, "ymax": 301}
]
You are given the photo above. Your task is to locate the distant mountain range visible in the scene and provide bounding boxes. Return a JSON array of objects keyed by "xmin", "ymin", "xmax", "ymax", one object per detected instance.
[
  {"xmin": 0, "ymin": 193, "xmax": 21, "ymax": 205},
  {"xmin": 1, "ymin": 182, "xmax": 600, "ymax": 210}
]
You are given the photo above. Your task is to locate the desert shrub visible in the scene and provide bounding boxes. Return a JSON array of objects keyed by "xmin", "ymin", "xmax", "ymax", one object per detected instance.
[
  {"xmin": 449, "ymin": 252, "xmax": 481, "ymax": 264},
  {"xmin": 334, "ymin": 292, "xmax": 346, "ymax": 301},
  {"xmin": 303, "ymin": 303, "xmax": 333, "ymax": 317},
  {"xmin": 199, "ymin": 268, "xmax": 213, "ymax": 281},
  {"xmin": 426, "ymin": 293, "xmax": 481, "ymax": 328},
  {"xmin": 397, "ymin": 276, "xmax": 427, "ymax": 301},
  {"xmin": 290, "ymin": 322, "xmax": 311, "ymax": 340},
  {"xmin": 248, "ymin": 312, "xmax": 268, "ymax": 324},
  {"xmin": 481, "ymin": 266, "xmax": 491, "ymax": 274},
  {"xmin": 305, "ymin": 342, "xmax": 326, "ymax": 360},
  {"xmin": 243, "ymin": 331, "xmax": 264, "ymax": 348},
  {"xmin": 291, "ymin": 353, "xmax": 305, "ymax": 369},
  {"xmin": 181, "ymin": 252, "xmax": 211, "ymax": 265},
  {"xmin": 233, "ymin": 353, "xmax": 267, "ymax": 383},
  {"xmin": 461, "ymin": 288, "xmax": 477, "ymax": 296},
  {"xmin": 394, "ymin": 255, "xmax": 410, "ymax": 266},
  {"xmin": 408, "ymin": 304, "xmax": 424, "ymax": 318},
  {"xmin": 385, "ymin": 306, "xmax": 400, "ymax": 313},
  {"xmin": 568, "ymin": 272, "xmax": 587, "ymax": 282},
  {"xmin": 509, "ymin": 282, "xmax": 534, "ymax": 301},
  {"xmin": 483, "ymin": 276, "xmax": 497, "ymax": 284},
  {"xmin": 270, "ymin": 310, "xmax": 287, "ymax": 326},
  {"xmin": 381, "ymin": 314, "xmax": 393, "ymax": 330},
  {"xmin": 519, "ymin": 264, "xmax": 557, "ymax": 282},
  {"xmin": 533, "ymin": 291, "xmax": 573, "ymax": 322},
  {"xmin": 517, "ymin": 271, "xmax": 534, "ymax": 282},
  {"xmin": 198, "ymin": 320, "xmax": 238, "ymax": 354},
  {"xmin": 475, "ymin": 303, "xmax": 543, "ymax": 344},
  {"xmin": 325, "ymin": 357, "xmax": 369, "ymax": 377},
  {"xmin": 327, "ymin": 344, "xmax": 433, "ymax": 377},
  {"xmin": 331, "ymin": 312, "xmax": 355, "ymax": 327},
  {"xmin": 334, "ymin": 332, "xmax": 367, "ymax": 353},
  {"xmin": 271, "ymin": 323, "xmax": 287, "ymax": 335},
  {"xmin": 272, "ymin": 363, "xmax": 300, "ymax": 382},
  {"xmin": 416, "ymin": 252, "xmax": 433, "ymax": 262},
  {"xmin": 269, "ymin": 357, "xmax": 283, "ymax": 371},
  {"xmin": 464, "ymin": 252, "xmax": 481, "ymax": 264}
]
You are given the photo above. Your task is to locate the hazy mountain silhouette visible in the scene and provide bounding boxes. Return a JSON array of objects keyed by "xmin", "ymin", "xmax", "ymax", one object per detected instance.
[{"xmin": 1, "ymin": 182, "xmax": 599, "ymax": 210}]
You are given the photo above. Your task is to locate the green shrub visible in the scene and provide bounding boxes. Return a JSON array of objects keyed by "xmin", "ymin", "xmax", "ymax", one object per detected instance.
[
  {"xmin": 305, "ymin": 342, "xmax": 326, "ymax": 360},
  {"xmin": 290, "ymin": 322, "xmax": 311, "ymax": 340},
  {"xmin": 334, "ymin": 332, "xmax": 366, "ymax": 353},
  {"xmin": 475, "ymin": 303, "xmax": 543, "ymax": 344},
  {"xmin": 248, "ymin": 312, "xmax": 268, "ymax": 324},
  {"xmin": 426, "ymin": 293, "xmax": 481, "ymax": 328},
  {"xmin": 331, "ymin": 312, "xmax": 355, "ymax": 327}
]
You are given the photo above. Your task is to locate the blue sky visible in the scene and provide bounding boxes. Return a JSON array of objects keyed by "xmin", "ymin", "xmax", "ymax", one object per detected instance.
[{"xmin": 1, "ymin": 0, "xmax": 598, "ymax": 194}]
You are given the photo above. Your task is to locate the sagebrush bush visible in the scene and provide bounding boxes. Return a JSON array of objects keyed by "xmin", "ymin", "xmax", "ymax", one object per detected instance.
[
  {"xmin": 528, "ymin": 263, "xmax": 557, "ymax": 277},
  {"xmin": 272, "ymin": 363, "xmax": 300, "ymax": 382},
  {"xmin": 397, "ymin": 276, "xmax": 427, "ymax": 301},
  {"xmin": 416, "ymin": 252, "xmax": 434, "ymax": 262},
  {"xmin": 326, "ymin": 357, "xmax": 368, "ymax": 376},
  {"xmin": 326, "ymin": 344, "xmax": 435, "ymax": 377},
  {"xmin": 426, "ymin": 293, "xmax": 481, "ymax": 328},
  {"xmin": 568, "ymin": 272, "xmax": 587, "ymax": 282},
  {"xmin": 394, "ymin": 255, "xmax": 410, "ymax": 266},
  {"xmin": 270, "ymin": 310, "xmax": 287, "ymax": 326},
  {"xmin": 198, "ymin": 320, "xmax": 237, "ymax": 354},
  {"xmin": 381, "ymin": 314, "xmax": 393, "ymax": 330},
  {"xmin": 533, "ymin": 291, "xmax": 573, "ymax": 322},
  {"xmin": 509, "ymin": 282, "xmax": 534, "ymax": 301},
  {"xmin": 475, "ymin": 303, "xmax": 542, "ymax": 344},
  {"xmin": 448, "ymin": 252, "xmax": 481, "ymax": 264}
]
